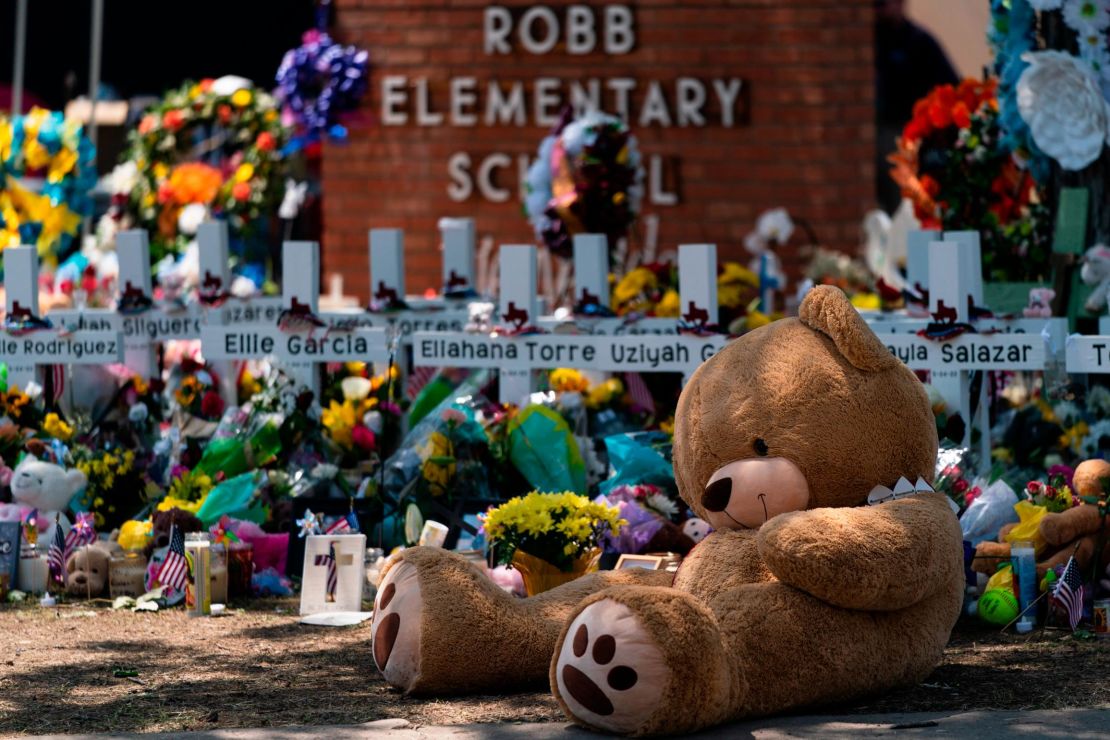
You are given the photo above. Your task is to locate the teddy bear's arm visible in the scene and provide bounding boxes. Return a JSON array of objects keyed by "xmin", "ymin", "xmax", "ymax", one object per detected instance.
[{"xmin": 756, "ymin": 492, "xmax": 963, "ymax": 611}]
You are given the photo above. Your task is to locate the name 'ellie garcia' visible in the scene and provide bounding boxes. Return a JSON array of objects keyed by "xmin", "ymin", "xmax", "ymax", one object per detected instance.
[{"xmin": 222, "ymin": 332, "xmax": 377, "ymax": 357}]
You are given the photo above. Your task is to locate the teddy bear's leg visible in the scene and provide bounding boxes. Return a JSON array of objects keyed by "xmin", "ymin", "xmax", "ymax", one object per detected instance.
[
  {"xmin": 553, "ymin": 580, "xmax": 955, "ymax": 735},
  {"xmin": 372, "ymin": 547, "xmax": 671, "ymax": 695},
  {"xmin": 551, "ymin": 585, "xmax": 737, "ymax": 736},
  {"xmin": 711, "ymin": 581, "xmax": 954, "ymax": 718}
]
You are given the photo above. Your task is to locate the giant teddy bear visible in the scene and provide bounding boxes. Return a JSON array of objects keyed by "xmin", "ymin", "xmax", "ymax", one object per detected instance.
[{"xmin": 370, "ymin": 286, "xmax": 964, "ymax": 735}]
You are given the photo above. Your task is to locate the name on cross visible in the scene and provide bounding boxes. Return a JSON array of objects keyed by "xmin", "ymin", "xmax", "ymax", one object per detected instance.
[
  {"xmin": 0, "ymin": 335, "xmax": 120, "ymax": 360},
  {"xmin": 223, "ymin": 331, "xmax": 378, "ymax": 358}
]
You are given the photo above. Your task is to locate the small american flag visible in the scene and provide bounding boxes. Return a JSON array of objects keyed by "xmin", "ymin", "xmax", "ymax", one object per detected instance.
[
  {"xmin": 407, "ymin": 366, "xmax": 437, "ymax": 400},
  {"xmin": 47, "ymin": 519, "xmax": 67, "ymax": 584},
  {"xmin": 1053, "ymin": 555, "xmax": 1085, "ymax": 631},
  {"xmin": 156, "ymin": 524, "xmax": 189, "ymax": 593},
  {"xmin": 315, "ymin": 542, "xmax": 338, "ymax": 601},
  {"xmin": 64, "ymin": 512, "xmax": 96, "ymax": 558},
  {"xmin": 624, "ymin": 372, "xmax": 656, "ymax": 414},
  {"xmin": 325, "ymin": 515, "xmax": 351, "ymax": 535}
]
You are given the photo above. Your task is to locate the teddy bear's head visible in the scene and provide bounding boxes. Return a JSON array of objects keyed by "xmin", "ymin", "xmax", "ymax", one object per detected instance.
[
  {"xmin": 673, "ymin": 286, "xmax": 937, "ymax": 532},
  {"xmin": 10, "ymin": 456, "xmax": 87, "ymax": 513},
  {"xmin": 145, "ymin": 507, "xmax": 203, "ymax": 556},
  {"xmin": 66, "ymin": 542, "xmax": 117, "ymax": 597}
]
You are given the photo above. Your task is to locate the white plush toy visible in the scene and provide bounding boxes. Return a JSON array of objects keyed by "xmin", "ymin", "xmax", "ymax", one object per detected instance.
[
  {"xmin": 4, "ymin": 456, "xmax": 87, "ymax": 545},
  {"xmin": 681, "ymin": 517, "xmax": 712, "ymax": 543},
  {"xmin": 1080, "ymin": 244, "xmax": 1110, "ymax": 313}
]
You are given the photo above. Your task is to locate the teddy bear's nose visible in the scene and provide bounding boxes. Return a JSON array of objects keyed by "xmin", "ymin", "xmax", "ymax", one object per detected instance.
[
  {"xmin": 702, "ymin": 477, "xmax": 732, "ymax": 512},
  {"xmin": 74, "ymin": 573, "xmax": 86, "ymax": 584}
]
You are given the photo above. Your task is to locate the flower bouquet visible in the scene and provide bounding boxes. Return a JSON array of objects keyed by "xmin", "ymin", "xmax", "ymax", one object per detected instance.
[
  {"xmin": 320, "ymin": 363, "xmax": 404, "ymax": 472},
  {"xmin": 481, "ymin": 490, "xmax": 624, "ymax": 595},
  {"xmin": 169, "ymin": 358, "xmax": 225, "ymax": 440},
  {"xmin": 525, "ymin": 110, "xmax": 644, "ymax": 261},
  {"xmin": 73, "ymin": 447, "xmax": 154, "ymax": 530},
  {"xmin": 888, "ymin": 78, "xmax": 1053, "ymax": 283},
  {"xmin": 105, "ymin": 77, "xmax": 288, "ymax": 261}
]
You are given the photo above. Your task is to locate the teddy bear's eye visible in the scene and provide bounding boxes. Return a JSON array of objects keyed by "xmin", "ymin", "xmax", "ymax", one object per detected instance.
[{"xmin": 753, "ymin": 438, "xmax": 769, "ymax": 456}]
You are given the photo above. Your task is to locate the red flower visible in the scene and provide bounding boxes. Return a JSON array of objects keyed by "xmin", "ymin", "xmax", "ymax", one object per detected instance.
[
  {"xmin": 951, "ymin": 101, "xmax": 971, "ymax": 129},
  {"xmin": 162, "ymin": 109, "xmax": 186, "ymax": 132},
  {"xmin": 200, "ymin": 390, "xmax": 225, "ymax": 419},
  {"xmin": 953, "ymin": 478, "xmax": 970, "ymax": 494},
  {"xmin": 138, "ymin": 115, "xmax": 158, "ymax": 134},
  {"xmin": 218, "ymin": 105, "xmax": 232, "ymax": 124},
  {"xmin": 256, "ymin": 132, "xmax": 275, "ymax": 152},
  {"xmin": 232, "ymin": 182, "xmax": 251, "ymax": 201},
  {"xmin": 352, "ymin": 425, "xmax": 376, "ymax": 452},
  {"xmin": 919, "ymin": 174, "xmax": 941, "ymax": 199}
]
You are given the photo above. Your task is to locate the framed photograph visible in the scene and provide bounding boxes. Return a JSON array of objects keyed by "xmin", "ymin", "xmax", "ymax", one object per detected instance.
[
  {"xmin": 614, "ymin": 554, "xmax": 667, "ymax": 571},
  {"xmin": 0, "ymin": 521, "xmax": 19, "ymax": 588}
]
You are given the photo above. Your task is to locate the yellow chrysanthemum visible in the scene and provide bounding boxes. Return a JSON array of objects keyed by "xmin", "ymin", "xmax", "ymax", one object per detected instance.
[
  {"xmin": 550, "ymin": 368, "xmax": 589, "ymax": 393},
  {"xmin": 655, "ymin": 289, "xmax": 680, "ymax": 317},
  {"xmin": 42, "ymin": 412, "xmax": 74, "ymax": 441},
  {"xmin": 234, "ymin": 163, "xmax": 255, "ymax": 183},
  {"xmin": 231, "ymin": 89, "xmax": 253, "ymax": 107}
]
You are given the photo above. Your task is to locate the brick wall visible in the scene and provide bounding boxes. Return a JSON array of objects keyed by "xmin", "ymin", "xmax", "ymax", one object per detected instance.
[{"xmin": 323, "ymin": 0, "xmax": 875, "ymax": 298}]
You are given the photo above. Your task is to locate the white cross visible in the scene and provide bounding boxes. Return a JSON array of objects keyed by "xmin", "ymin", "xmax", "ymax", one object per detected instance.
[
  {"xmin": 201, "ymin": 241, "xmax": 389, "ymax": 395},
  {"xmin": 413, "ymin": 243, "xmax": 729, "ymax": 404},
  {"xmin": 2, "ymin": 246, "xmax": 123, "ymax": 391}
]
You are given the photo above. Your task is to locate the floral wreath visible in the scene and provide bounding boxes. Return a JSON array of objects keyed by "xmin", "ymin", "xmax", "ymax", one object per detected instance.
[
  {"xmin": 111, "ymin": 78, "xmax": 288, "ymax": 261},
  {"xmin": 0, "ymin": 108, "xmax": 97, "ymax": 262},
  {"xmin": 275, "ymin": 29, "xmax": 370, "ymax": 149},
  {"xmin": 524, "ymin": 110, "xmax": 644, "ymax": 260}
]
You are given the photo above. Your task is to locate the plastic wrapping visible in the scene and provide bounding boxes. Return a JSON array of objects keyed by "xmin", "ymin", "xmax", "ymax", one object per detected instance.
[{"xmin": 960, "ymin": 479, "xmax": 1020, "ymax": 545}]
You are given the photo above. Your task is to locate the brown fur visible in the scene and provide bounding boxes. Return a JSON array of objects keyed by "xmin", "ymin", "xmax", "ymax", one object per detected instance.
[{"xmin": 373, "ymin": 287, "xmax": 962, "ymax": 735}]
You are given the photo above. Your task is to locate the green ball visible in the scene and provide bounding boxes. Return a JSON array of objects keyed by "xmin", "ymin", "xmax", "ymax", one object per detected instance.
[{"xmin": 978, "ymin": 588, "xmax": 1019, "ymax": 625}]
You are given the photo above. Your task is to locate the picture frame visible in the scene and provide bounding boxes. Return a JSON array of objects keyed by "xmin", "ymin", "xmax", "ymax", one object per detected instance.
[{"xmin": 614, "ymin": 554, "xmax": 667, "ymax": 571}]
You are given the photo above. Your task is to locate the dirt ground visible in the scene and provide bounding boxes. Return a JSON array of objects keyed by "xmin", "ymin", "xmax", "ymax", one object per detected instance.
[{"xmin": 1, "ymin": 600, "xmax": 1109, "ymax": 736}]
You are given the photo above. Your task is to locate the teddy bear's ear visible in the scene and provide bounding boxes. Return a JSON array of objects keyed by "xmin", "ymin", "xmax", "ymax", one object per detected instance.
[
  {"xmin": 799, "ymin": 286, "xmax": 897, "ymax": 373},
  {"xmin": 66, "ymin": 468, "xmax": 88, "ymax": 496}
]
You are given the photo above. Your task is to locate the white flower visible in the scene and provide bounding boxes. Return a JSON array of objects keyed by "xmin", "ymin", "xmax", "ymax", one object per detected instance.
[
  {"xmin": 1088, "ymin": 385, "xmax": 1110, "ymax": 416},
  {"xmin": 341, "ymin": 376, "xmax": 372, "ymax": 402},
  {"xmin": 177, "ymin": 203, "xmax": 208, "ymax": 236},
  {"xmin": 1029, "ymin": 0, "xmax": 1063, "ymax": 9},
  {"xmin": 1082, "ymin": 418, "xmax": 1110, "ymax": 458},
  {"xmin": 755, "ymin": 208, "xmax": 794, "ymax": 245},
  {"xmin": 1064, "ymin": 0, "xmax": 1110, "ymax": 32},
  {"xmin": 105, "ymin": 161, "xmax": 139, "ymax": 195},
  {"xmin": 645, "ymin": 492, "xmax": 679, "ymax": 519},
  {"xmin": 311, "ymin": 463, "xmax": 339, "ymax": 480},
  {"xmin": 278, "ymin": 179, "xmax": 307, "ymax": 220},
  {"xmin": 129, "ymin": 403, "xmax": 149, "ymax": 423},
  {"xmin": 1017, "ymin": 50, "xmax": 1110, "ymax": 170},
  {"xmin": 229, "ymin": 276, "xmax": 257, "ymax": 298},
  {"xmin": 1053, "ymin": 400, "xmax": 1082, "ymax": 426},
  {"xmin": 210, "ymin": 75, "xmax": 252, "ymax": 96}
]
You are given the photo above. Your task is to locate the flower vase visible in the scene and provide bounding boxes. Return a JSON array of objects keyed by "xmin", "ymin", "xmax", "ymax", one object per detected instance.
[{"xmin": 511, "ymin": 548, "xmax": 601, "ymax": 597}]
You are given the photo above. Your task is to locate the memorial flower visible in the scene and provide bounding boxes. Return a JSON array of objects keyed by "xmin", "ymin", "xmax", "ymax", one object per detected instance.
[
  {"xmin": 41, "ymin": 413, "xmax": 74, "ymax": 442},
  {"xmin": 481, "ymin": 491, "xmax": 624, "ymax": 571},
  {"xmin": 1017, "ymin": 50, "xmax": 1110, "ymax": 171}
]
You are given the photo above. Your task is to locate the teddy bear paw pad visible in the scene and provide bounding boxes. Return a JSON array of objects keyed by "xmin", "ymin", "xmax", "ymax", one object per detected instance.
[
  {"xmin": 555, "ymin": 598, "xmax": 666, "ymax": 733},
  {"xmin": 371, "ymin": 560, "xmax": 423, "ymax": 690}
]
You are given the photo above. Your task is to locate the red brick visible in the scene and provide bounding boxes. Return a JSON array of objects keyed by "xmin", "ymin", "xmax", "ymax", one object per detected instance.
[{"xmin": 326, "ymin": 0, "xmax": 875, "ymax": 292}]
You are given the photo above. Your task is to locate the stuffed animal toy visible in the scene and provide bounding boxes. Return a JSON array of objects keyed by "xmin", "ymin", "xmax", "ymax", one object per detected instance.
[
  {"xmin": 2, "ymin": 456, "xmax": 87, "ymax": 545},
  {"xmin": 65, "ymin": 541, "xmax": 122, "ymax": 598},
  {"xmin": 974, "ymin": 459, "xmax": 1110, "ymax": 579},
  {"xmin": 144, "ymin": 507, "xmax": 204, "ymax": 558},
  {"xmin": 371, "ymin": 286, "xmax": 963, "ymax": 735},
  {"xmin": 1081, "ymin": 244, "xmax": 1110, "ymax": 313}
]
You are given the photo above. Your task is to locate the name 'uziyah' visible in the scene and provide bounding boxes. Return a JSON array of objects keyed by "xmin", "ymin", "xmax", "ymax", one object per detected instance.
[{"xmin": 609, "ymin": 341, "xmax": 690, "ymax": 368}]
